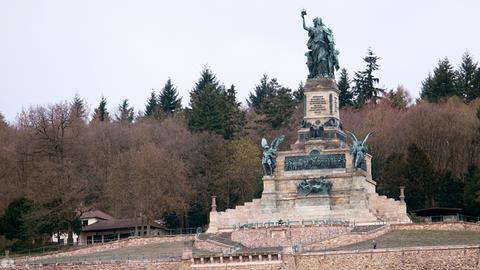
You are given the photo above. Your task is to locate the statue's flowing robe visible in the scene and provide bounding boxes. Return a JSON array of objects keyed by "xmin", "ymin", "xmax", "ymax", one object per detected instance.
[{"xmin": 306, "ymin": 25, "xmax": 336, "ymax": 78}]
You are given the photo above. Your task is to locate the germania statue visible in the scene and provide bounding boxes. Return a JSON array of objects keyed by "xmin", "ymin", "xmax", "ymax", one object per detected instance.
[{"xmin": 301, "ymin": 9, "xmax": 340, "ymax": 78}]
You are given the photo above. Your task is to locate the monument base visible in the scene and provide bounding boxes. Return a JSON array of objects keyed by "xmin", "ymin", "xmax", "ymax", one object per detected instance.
[{"xmin": 206, "ymin": 78, "xmax": 411, "ymax": 233}]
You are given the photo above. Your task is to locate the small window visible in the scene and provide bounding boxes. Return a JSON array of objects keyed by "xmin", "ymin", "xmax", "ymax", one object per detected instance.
[{"xmin": 82, "ymin": 220, "xmax": 88, "ymax": 226}]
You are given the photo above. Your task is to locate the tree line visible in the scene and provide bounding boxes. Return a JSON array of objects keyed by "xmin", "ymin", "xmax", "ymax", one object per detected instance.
[{"xmin": 1, "ymin": 50, "xmax": 480, "ymax": 252}]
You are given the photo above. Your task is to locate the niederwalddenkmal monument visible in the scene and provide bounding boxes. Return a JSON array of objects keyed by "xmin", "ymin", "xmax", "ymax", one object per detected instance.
[{"xmin": 207, "ymin": 10, "xmax": 410, "ymax": 233}]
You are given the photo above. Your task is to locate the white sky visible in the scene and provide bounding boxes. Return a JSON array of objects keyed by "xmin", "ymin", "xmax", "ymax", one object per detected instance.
[{"xmin": 1, "ymin": 0, "xmax": 479, "ymax": 122}]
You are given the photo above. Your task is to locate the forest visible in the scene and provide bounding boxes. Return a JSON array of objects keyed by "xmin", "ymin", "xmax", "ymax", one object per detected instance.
[{"xmin": 1, "ymin": 49, "xmax": 480, "ymax": 251}]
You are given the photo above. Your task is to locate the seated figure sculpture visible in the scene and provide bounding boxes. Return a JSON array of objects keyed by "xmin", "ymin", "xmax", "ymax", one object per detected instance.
[{"xmin": 297, "ymin": 176, "xmax": 332, "ymax": 196}]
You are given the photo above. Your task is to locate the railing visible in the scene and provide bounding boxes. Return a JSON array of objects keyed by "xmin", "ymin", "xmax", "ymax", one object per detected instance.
[
  {"xmin": 412, "ymin": 214, "xmax": 480, "ymax": 223},
  {"xmin": 234, "ymin": 219, "xmax": 351, "ymax": 230},
  {"xmin": 15, "ymin": 253, "xmax": 183, "ymax": 266},
  {"xmin": 0, "ymin": 227, "xmax": 201, "ymax": 259},
  {"xmin": 0, "ymin": 243, "xmax": 81, "ymax": 259},
  {"xmin": 164, "ymin": 227, "xmax": 199, "ymax": 235}
]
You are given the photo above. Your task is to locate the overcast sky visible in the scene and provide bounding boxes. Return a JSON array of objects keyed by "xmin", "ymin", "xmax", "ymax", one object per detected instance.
[{"xmin": 1, "ymin": 0, "xmax": 479, "ymax": 122}]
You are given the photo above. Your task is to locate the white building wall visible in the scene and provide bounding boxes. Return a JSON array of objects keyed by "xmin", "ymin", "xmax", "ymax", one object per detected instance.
[{"xmin": 51, "ymin": 217, "xmax": 101, "ymax": 244}]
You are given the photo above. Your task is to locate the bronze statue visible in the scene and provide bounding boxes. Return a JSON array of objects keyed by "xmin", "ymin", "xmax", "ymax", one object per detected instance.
[
  {"xmin": 301, "ymin": 9, "xmax": 339, "ymax": 78},
  {"xmin": 348, "ymin": 132, "xmax": 372, "ymax": 169},
  {"xmin": 297, "ymin": 176, "xmax": 332, "ymax": 196},
  {"xmin": 261, "ymin": 135, "xmax": 285, "ymax": 176}
]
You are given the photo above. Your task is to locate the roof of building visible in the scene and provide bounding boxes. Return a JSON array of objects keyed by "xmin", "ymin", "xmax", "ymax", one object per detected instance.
[
  {"xmin": 80, "ymin": 210, "xmax": 115, "ymax": 221},
  {"xmin": 81, "ymin": 218, "xmax": 163, "ymax": 232}
]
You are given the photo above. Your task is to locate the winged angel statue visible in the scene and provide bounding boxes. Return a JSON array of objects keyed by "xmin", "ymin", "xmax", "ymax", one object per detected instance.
[
  {"xmin": 348, "ymin": 132, "xmax": 373, "ymax": 169},
  {"xmin": 261, "ymin": 135, "xmax": 285, "ymax": 176}
]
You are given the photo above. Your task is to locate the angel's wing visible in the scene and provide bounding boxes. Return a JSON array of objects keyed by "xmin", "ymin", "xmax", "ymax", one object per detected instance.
[
  {"xmin": 271, "ymin": 135, "xmax": 285, "ymax": 150},
  {"xmin": 261, "ymin": 138, "xmax": 269, "ymax": 149},
  {"xmin": 362, "ymin": 132, "xmax": 373, "ymax": 145},
  {"xmin": 348, "ymin": 131, "xmax": 358, "ymax": 142}
]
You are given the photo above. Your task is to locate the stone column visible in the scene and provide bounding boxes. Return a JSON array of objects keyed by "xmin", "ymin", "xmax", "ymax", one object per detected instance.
[
  {"xmin": 399, "ymin": 186, "xmax": 405, "ymax": 203},
  {"xmin": 211, "ymin": 196, "xmax": 217, "ymax": 212},
  {"xmin": 206, "ymin": 196, "xmax": 219, "ymax": 233},
  {"xmin": 345, "ymin": 151, "xmax": 353, "ymax": 173},
  {"xmin": 365, "ymin": 155, "xmax": 372, "ymax": 180}
]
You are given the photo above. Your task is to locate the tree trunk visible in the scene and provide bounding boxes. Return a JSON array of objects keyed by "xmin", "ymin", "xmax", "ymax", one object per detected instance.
[
  {"xmin": 134, "ymin": 214, "xmax": 139, "ymax": 237},
  {"xmin": 67, "ymin": 222, "xmax": 74, "ymax": 245}
]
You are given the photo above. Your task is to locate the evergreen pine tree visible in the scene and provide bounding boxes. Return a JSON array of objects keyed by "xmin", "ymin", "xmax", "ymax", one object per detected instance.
[
  {"xmin": 404, "ymin": 144, "xmax": 436, "ymax": 210},
  {"xmin": 293, "ymin": 81, "xmax": 305, "ymax": 103},
  {"xmin": 353, "ymin": 49, "xmax": 383, "ymax": 106},
  {"xmin": 248, "ymin": 75, "xmax": 295, "ymax": 129},
  {"xmin": 436, "ymin": 170, "xmax": 464, "ymax": 208},
  {"xmin": 224, "ymin": 85, "xmax": 246, "ymax": 139},
  {"xmin": 337, "ymin": 68, "xmax": 354, "ymax": 108},
  {"xmin": 456, "ymin": 52, "xmax": 480, "ymax": 102},
  {"xmin": 463, "ymin": 165, "xmax": 480, "ymax": 216},
  {"xmin": 420, "ymin": 58, "xmax": 457, "ymax": 102},
  {"xmin": 378, "ymin": 152, "xmax": 407, "ymax": 199},
  {"xmin": 0, "ymin": 198, "xmax": 34, "ymax": 243},
  {"xmin": 115, "ymin": 99, "xmax": 134, "ymax": 124},
  {"xmin": 144, "ymin": 90, "xmax": 158, "ymax": 118},
  {"xmin": 0, "ymin": 111, "xmax": 6, "ymax": 127},
  {"xmin": 263, "ymin": 84, "xmax": 295, "ymax": 129},
  {"xmin": 248, "ymin": 74, "xmax": 271, "ymax": 112},
  {"xmin": 159, "ymin": 78, "xmax": 182, "ymax": 115},
  {"xmin": 92, "ymin": 96, "xmax": 110, "ymax": 123},
  {"xmin": 70, "ymin": 93, "xmax": 87, "ymax": 122},
  {"xmin": 187, "ymin": 68, "xmax": 243, "ymax": 139}
]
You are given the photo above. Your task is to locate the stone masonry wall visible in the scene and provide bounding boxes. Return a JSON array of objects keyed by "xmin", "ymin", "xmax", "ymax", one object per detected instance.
[
  {"xmin": 291, "ymin": 245, "xmax": 480, "ymax": 270},
  {"xmin": 190, "ymin": 245, "xmax": 480, "ymax": 269},
  {"xmin": 392, "ymin": 221, "xmax": 480, "ymax": 232},
  {"xmin": 194, "ymin": 239, "xmax": 235, "ymax": 254},
  {"xmin": 16, "ymin": 235, "xmax": 194, "ymax": 264},
  {"xmin": 305, "ymin": 222, "xmax": 480, "ymax": 251},
  {"xmin": 11, "ymin": 245, "xmax": 480, "ymax": 269},
  {"xmin": 304, "ymin": 224, "xmax": 390, "ymax": 251},
  {"xmin": 13, "ymin": 261, "xmax": 189, "ymax": 270},
  {"xmin": 231, "ymin": 225, "xmax": 351, "ymax": 248}
]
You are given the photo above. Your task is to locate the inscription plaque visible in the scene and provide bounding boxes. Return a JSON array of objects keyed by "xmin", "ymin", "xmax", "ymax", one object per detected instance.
[
  {"xmin": 285, "ymin": 153, "xmax": 346, "ymax": 171},
  {"xmin": 309, "ymin": 96, "xmax": 326, "ymax": 114}
]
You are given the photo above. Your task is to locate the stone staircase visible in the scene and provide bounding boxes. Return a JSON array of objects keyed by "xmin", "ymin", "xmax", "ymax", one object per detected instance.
[
  {"xmin": 214, "ymin": 198, "xmax": 382, "ymax": 230},
  {"xmin": 367, "ymin": 193, "xmax": 411, "ymax": 223}
]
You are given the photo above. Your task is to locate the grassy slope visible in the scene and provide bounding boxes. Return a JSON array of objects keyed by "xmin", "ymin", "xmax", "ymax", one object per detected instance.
[{"xmin": 336, "ymin": 230, "xmax": 480, "ymax": 250}]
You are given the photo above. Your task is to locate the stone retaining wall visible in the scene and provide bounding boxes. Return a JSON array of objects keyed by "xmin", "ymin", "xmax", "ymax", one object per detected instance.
[
  {"xmin": 16, "ymin": 235, "xmax": 194, "ymax": 263},
  {"xmin": 304, "ymin": 224, "xmax": 390, "ymax": 251},
  {"xmin": 13, "ymin": 261, "xmax": 188, "ymax": 269},
  {"xmin": 10, "ymin": 245, "xmax": 480, "ymax": 269},
  {"xmin": 292, "ymin": 245, "xmax": 480, "ymax": 270},
  {"xmin": 231, "ymin": 225, "xmax": 351, "ymax": 248},
  {"xmin": 194, "ymin": 239, "xmax": 235, "ymax": 254},
  {"xmin": 392, "ymin": 221, "xmax": 480, "ymax": 232},
  {"xmin": 304, "ymin": 222, "xmax": 480, "ymax": 251}
]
